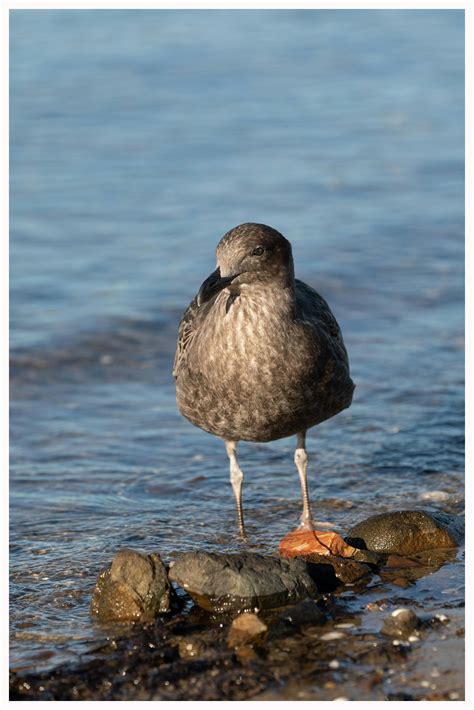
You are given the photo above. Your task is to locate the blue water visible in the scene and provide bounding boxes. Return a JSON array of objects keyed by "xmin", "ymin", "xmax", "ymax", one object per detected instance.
[{"xmin": 10, "ymin": 9, "xmax": 464, "ymax": 674}]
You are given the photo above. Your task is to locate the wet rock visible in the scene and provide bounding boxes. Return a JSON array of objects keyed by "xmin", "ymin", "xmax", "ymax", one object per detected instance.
[
  {"xmin": 381, "ymin": 608, "xmax": 420, "ymax": 638},
  {"xmin": 351, "ymin": 549, "xmax": 384, "ymax": 566},
  {"xmin": 346, "ymin": 511, "xmax": 463, "ymax": 555},
  {"xmin": 178, "ymin": 637, "xmax": 205, "ymax": 659},
  {"xmin": 90, "ymin": 549, "xmax": 172, "ymax": 622},
  {"xmin": 380, "ymin": 548, "xmax": 457, "ymax": 587},
  {"xmin": 390, "ymin": 577, "xmax": 412, "ymax": 589},
  {"xmin": 227, "ymin": 613, "xmax": 268, "ymax": 648},
  {"xmin": 279, "ymin": 529, "xmax": 358, "ymax": 559},
  {"xmin": 168, "ymin": 551, "xmax": 318, "ymax": 613},
  {"xmin": 278, "ymin": 530, "xmax": 374, "ymax": 589},
  {"xmin": 305, "ymin": 554, "xmax": 372, "ymax": 586},
  {"xmin": 385, "ymin": 554, "xmax": 421, "ymax": 568},
  {"xmin": 234, "ymin": 645, "xmax": 260, "ymax": 664},
  {"xmin": 274, "ymin": 598, "xmax": 326, "ymax": 629}
]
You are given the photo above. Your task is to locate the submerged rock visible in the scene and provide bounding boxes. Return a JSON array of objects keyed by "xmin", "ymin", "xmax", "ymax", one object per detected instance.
[
  {"xmin": 273, "ymin": 598, "xmax": 326, "ymax": 630},
  {"xmin": 168, "ymin": 551, "xmax": 318, "ymax": 613},
  {"xmin": 90, "ymin": 549, "xmax": 172, "ymax": 622},
  {"xmin": 304, "ymin": 554, "xmax": 373, "ymax": 586},
  {"xmin": 381, "ymin": 608, "xmax": 420, "ymax": 638},
  {"xmin": 178, "ymin": 637, "xmax": 205, "ymax": 660},
  {"xmin": 346, "ymin": 510, "xmax": 464, "ymax": 555},
  {"xmin": 227, "ymin": 612, "xmax": 268, "ymax": 648}
]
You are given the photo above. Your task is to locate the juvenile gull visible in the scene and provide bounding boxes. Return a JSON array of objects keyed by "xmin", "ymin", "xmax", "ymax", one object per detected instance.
[{"xmin": 173, "ymin": 223, "xmax": 354, "ymax": 537}]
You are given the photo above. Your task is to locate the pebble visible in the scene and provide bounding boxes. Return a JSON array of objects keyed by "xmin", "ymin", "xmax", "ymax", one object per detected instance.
[
  {"xmin": 320, "ymin": 631, "xmax": 346, "ymax": 641},
  {"xmin": 227, "ymin": 612, "xmax": 268, "ymax": 648},
  {"xmin": 418, "ymin": 491, "xmax": 450, "ymax": 502},
  {"xmin": 382, "ymin": 608, "xmax": 419, "ymax": 638},
  {"xmin": 329, "ymin": 659, "xmax": 340, "ymax": 669},
  {"xmin": 366, "ymin": 600, "xmax": 388, "ymax": 612},
  {"xmin": 178, "ymin": 638, "xmax": 204, "ymax": 659}
]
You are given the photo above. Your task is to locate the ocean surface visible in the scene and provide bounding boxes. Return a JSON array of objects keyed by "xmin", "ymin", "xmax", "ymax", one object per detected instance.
[{"xmin": 10, "ymin": 10, "xmax": 464, "ymax": 673}]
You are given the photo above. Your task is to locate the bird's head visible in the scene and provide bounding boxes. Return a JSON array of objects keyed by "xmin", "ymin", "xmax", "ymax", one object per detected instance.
[
  {"xmin": 197, "ymin": 223, "xmax": 294, "ymax": 306},
  {"xmin": 216, "ymin": 223, "xmax": 294, "ymax": 287}
]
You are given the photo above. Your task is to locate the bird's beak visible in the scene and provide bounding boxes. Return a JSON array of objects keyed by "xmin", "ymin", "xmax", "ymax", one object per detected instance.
[{"xmin": 197, "ymin": 268, "xmax": 238, "ymax": 307}]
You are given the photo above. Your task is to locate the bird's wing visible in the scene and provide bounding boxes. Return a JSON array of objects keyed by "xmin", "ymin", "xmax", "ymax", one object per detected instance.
[
  {"xmin": 295, "ymin": 279, "xmax": 345, "ymax": 344},
  {"xmin": 172, "ymin": 295, "xmax": 199, "ymax": 378},
  {"xmin": 172, "ymin": 293, "xmax": 218, "ymax": 378}
]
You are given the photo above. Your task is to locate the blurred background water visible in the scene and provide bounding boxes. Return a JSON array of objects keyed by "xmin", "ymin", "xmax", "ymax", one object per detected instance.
[{"xmin": 10, "ymin": 9, "xmax": 464, "ymax": 673}]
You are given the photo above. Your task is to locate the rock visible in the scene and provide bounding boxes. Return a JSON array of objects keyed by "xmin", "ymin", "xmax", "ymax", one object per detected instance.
[
  {"xmin": 346, "ymin": 511, "xmax": 464, "ymax": 555},
  {"xmin": 234, "ymin": 645, "xmax": 260, "ymax": 664},
  {"xmin": 379, "ymin": 547, "xmax": 457, "ymax": 585},
  {"xmin": 178, "ymin": 637, "xmax": 205, "ymax": 659},
  {"xmin": 390, "ymin": 577, "xmax": 412, "ymax": 588},
  {"xmin": 384, "ymin": 554, "xmax": 421, "ymax": 568},
  {"xmin": 381, "ymin": 608, "xmax": 420, "ymax": 638},
  {"xmin": 168, "ymin": 551, "xmax": 318, "ymax": 613},
  {"xmin": 279, "ymin": 529, "xmax": 358, "ymax": 559},
  {"xmin": 278, "ymin": 529, "xmax": 374, "ymax": 589},
  {"xmin": 305, "ymin": 554, "xmax": 373, "ymax": 586},
  {"xmin": 90, "ymin": 549, "xmax": 172, "ymax": 622},
  {"xmin": 351, "ymin": 549, "xmax": 384, "ymax": 566},
  {"xmin": 274, "ymin": 598, "xmax": 326, "ymax": 629},
  {"xmin": 227, "ymin": 612, "xmax": 268, "ymax": 648}
]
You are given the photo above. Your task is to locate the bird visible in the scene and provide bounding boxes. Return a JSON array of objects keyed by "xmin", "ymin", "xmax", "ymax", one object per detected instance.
[{"xmin": 173, "ymin": 223, "xmax": 354, "ymax": 537}]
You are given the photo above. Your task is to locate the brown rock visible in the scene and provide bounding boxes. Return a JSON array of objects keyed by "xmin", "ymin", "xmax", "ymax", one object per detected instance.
[
  {"xmin": 227, "ymin": 612, "xmax": 268, "ymax": 648},
  {"xmin": 178, "ymin": 637, "xmax": 205, "ymax": 659},
  {"xmin": 90, "ymin": 549, "xmax": 172, "ymax": 622},
  {"xmin": 381, "ymin": 607, "xmax": 420, "ymax": 638},
  {"xmin": 278, "ymin": 530, "xmax": 372, "ymax": 587},
  {"xmin": 391, "ymin": 577, "xmax": 412, "ymax": 588},
  {"xmin": 305, "ymin": 554, "xmax": 372, "ymax": 585},
  {"xmin": 385, "ymin": 554, "xmax": 421, "ymax": 568},
  {"xmin": 346, "ymin": 510, "xmax": 463, "ymax": 555}
]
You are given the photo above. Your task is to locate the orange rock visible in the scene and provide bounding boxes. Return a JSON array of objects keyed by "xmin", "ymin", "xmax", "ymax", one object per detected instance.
[{"xmin": 279, "ymin": 529, "xmax": 358, "ymax": 559}]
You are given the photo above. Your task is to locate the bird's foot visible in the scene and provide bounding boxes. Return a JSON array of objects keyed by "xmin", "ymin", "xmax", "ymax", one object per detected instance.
[
  {"xmin": 238, "ymin": 527, "xmax": 248, "ymax": 542},
  {"xmin": 298, "ymin": 517, "xmax": 316, "ymax": 531},
  {"xmin": 297, "ymin": 517, "xmax": 337, "ymax": 532}
]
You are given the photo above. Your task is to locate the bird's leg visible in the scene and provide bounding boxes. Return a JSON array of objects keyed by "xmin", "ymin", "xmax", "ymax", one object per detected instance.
[
  {"xmin": 225, "ymin": 440, "xmax": 246, "ymax": 538},
  {"xmin": 295, "ymin": 430, "xmax": 315, "ymax": 530}
]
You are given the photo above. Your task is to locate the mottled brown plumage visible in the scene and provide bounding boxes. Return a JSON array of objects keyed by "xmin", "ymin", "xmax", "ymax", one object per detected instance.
[{"xmin": 173, "ymin": 223, "xmax": 354, "ymax": 535}]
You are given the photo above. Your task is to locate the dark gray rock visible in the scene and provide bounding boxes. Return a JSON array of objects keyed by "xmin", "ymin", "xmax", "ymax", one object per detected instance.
[
  {"xmin": 168, "ymin": 551, "xmax": 318, "ymax": 613},
  {"xmin": 346, "ymin": 510, "xmax": 464, "ymax": 555},
  {"xmin": 90, "ymin": 549, "xmax": 172, "ymax": 622},
  {"xmin": 273, "ymin": 598, "xmax": 326, "ymax": 629}
]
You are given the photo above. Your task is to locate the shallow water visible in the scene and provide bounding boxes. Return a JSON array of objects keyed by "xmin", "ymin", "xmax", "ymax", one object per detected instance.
[{"xmin": 10, "ymin": 9, "xmax": 464, "ymax": 679}]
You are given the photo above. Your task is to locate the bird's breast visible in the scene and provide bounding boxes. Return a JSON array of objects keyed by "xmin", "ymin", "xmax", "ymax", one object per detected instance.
[{"xmin": 193, "ymin": 288, "xmax": 312, "ymax": 391}]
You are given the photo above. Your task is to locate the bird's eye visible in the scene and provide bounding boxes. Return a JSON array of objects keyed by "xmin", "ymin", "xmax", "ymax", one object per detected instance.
[{"xmin": 252, "ymin": 246, "xmax": 265, "ymax": 256}]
